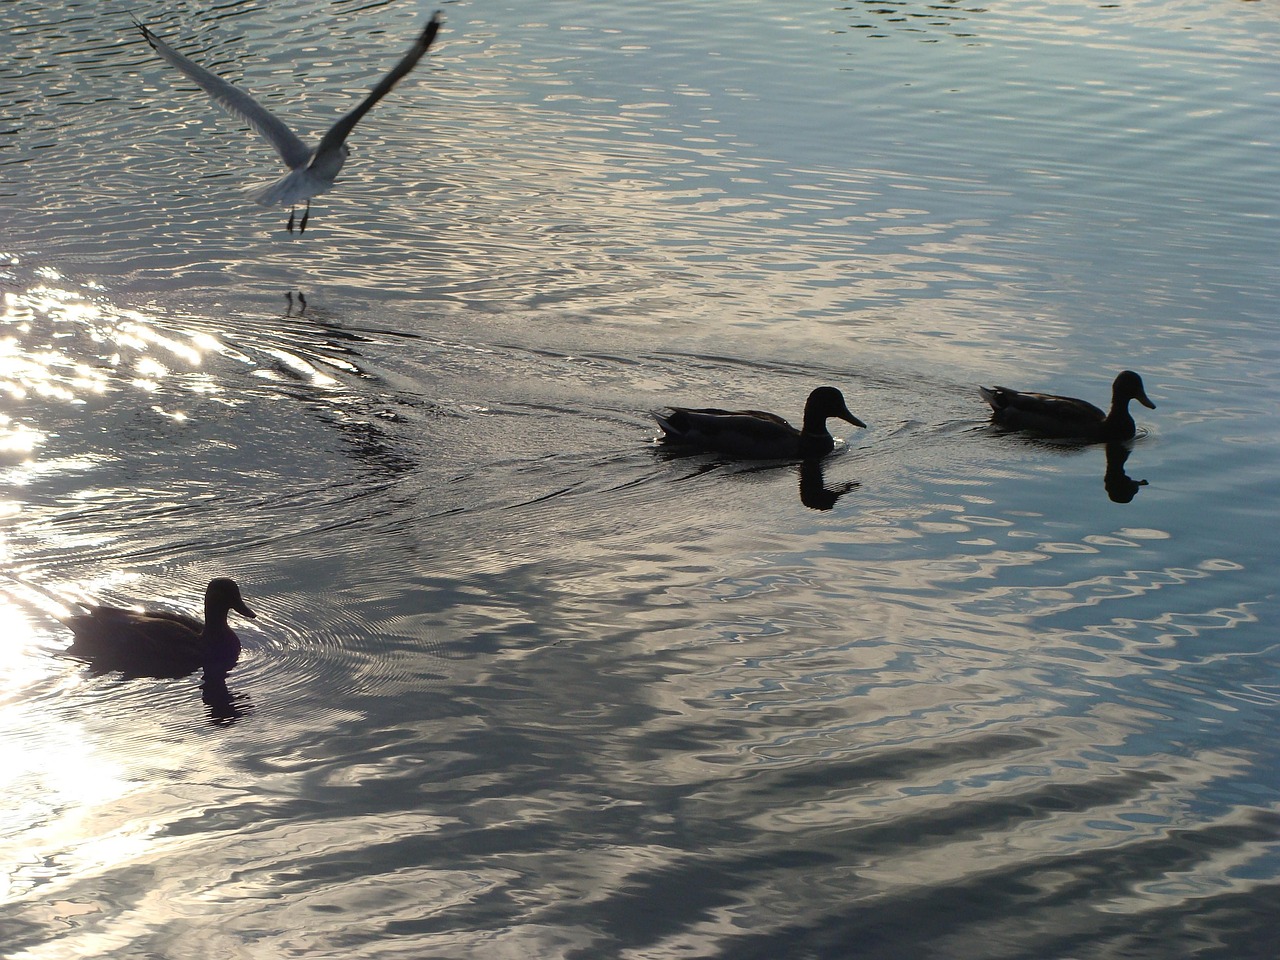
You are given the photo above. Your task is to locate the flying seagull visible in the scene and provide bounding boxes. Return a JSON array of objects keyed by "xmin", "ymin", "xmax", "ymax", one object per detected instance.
[{"xmin": 136, "ymin": 13, "xmax": 442, "ymax": 233}]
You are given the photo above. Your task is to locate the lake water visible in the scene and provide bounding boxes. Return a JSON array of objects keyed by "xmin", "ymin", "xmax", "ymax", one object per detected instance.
[{"xmin": 2, "ymin": 0, "xmax": 1277, "ymax": 956}]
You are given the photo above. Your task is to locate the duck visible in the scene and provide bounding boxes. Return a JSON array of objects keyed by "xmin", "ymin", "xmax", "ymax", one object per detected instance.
[
  {"xmin": 653, "ymin": 385, "xmax": 866, "ymax": 459},
  {"xmin": 64, "ymin": 578, "xmax": 255, "ymax": 679},
  {"xmin": 978, "ymin": 370, "xmax": 1155, "ymax": 442}
]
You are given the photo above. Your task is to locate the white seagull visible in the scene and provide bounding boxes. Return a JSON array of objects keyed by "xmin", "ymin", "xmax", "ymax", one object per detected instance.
[{"xmin": 136, "ymin": 13, "xmax": 442, "ymax": 232}]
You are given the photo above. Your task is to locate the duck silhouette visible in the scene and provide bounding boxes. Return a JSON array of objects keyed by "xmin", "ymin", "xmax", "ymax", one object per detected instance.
[
  {"xmin": 653, "ymin": 386, "xmax": 866, "ymax": 459},
  {"xmin": 979, "ymin": 370, "xmax": 1155, "ymax": 442},
  {"xmin": 65, "ymin": 578, "xmax": 255, "ymax": 680}
]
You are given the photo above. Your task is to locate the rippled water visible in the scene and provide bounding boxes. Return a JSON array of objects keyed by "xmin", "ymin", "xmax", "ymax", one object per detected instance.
[{"xmin": 2, "ymin": 0, "xmax": 1278, "ymax": 956}]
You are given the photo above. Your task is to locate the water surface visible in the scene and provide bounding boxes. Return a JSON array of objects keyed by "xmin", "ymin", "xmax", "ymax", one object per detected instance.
[{"xmin": 2, "ymin": 0, "xmax": 1278, "ymax": 956}]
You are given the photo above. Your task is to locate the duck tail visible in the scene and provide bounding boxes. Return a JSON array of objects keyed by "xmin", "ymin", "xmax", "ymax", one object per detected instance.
[{"xmin": 652, "ymin": 410, "xmax": 679, "ymax": 438}]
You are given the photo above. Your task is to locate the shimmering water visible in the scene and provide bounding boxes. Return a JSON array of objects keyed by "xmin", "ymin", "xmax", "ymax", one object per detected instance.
[{"xmin": 2, "ymin": 0, "xmax": 1278, "ymax": 956}]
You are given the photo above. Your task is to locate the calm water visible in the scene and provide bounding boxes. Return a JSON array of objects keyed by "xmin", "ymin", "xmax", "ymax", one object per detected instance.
[{"xmin": 2, "ymin": 0, "xmax": 1278, "ymax": 956}]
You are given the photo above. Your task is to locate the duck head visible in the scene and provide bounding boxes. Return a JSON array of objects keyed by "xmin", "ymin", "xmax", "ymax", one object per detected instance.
[
  {"xmin": 1114, "ymin": 371, "xmax": 1156, "ymax": 410},
  {"xmin": 804, "ymin": 386, "xmax": 867, "ymax": 430},
  {"xmin": 205, "ymin": 578, "xmax": 256, "ymax": 624},
  {"xmin": 202, "ymin": 578, "xmax": 254, "ymax": 678}
]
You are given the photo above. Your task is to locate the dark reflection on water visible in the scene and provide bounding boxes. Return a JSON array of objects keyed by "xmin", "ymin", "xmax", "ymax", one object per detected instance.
[
  {"xmin": 1104, "ymin": 442, "xmax": 1149, "ymax": 504},
  {"xmin": 650, "ymin": 447, "xmax": 862, "ymax": 512},
  {"xmin": 200, "ymin": 675, "xmax": 252, "ymax": 725},
  {"xmin": 721, "ymin": 813, "xmax": 1280, "ymax": 960},
  {"xmin": 799, "ymin": 458, "xmax": 860, "ymax": 511},
  {"xmin": 58, "ymin": 644, "xmax": 255, "ymax": 725},
  {"xmin": 844, "ymin": 0, "xmax": 982, "ymax": 42},
  {"xmin": 981, "ymin": 428, "xmax": 1155, "ymax": 505}
]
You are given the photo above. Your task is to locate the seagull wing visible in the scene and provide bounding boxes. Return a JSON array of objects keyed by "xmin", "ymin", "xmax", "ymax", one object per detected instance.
[
  {"xmin": 138, "ymin": 23, "xmax": 313, "ymax": 170},
  {"xmin": 312, "ymin": 14, "xmax": 442, "ymax": 164}
]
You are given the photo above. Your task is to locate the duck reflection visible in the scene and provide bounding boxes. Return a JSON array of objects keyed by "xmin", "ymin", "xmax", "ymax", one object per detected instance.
[
  {"xmin": 1104, "ymin": 441, "xmax": 1148, "ymax": 503},
  {"xmin": 985, "ymin": 432, "xmax": 1151, "ymax": 504},
  {"xmin": 652, "ymin": 446, "xmax": 859, "ymax": 512},
  {"xmin": 798, "ymin": 458, "xmax": 859, "ymax": 511},
  {"xmin": 63, "ymin": 578, "xmax": 257, "ymax": 721},
  {"xmin": 201, "ymin": 675, "xmax": 253, "ymax": 725}
]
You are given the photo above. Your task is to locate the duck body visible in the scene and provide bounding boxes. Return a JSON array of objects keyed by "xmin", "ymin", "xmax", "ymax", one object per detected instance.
[
  {"xmin": 979, "ymin": 370, "xmax": 1155, "ymax": 442},
  {"xmin": 65, "ymin": 578, "xmax": 255, "ymax": 679},
  {"xmin": 654, "ymin": 385, "xmax": 866, "ymax": 460}
]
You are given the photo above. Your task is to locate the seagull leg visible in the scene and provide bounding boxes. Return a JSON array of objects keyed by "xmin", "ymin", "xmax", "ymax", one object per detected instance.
[
  {"xmin": 287, "ymin": 207, "xmax": 297, "ymax": 232},
  {"xmin": 299, "ymin": 200, "xmax": 311, "ymax": 234}
]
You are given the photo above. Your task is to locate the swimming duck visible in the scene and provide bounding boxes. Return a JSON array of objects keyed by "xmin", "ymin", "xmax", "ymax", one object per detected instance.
[
  {"xmin": 653, "ymin": 385, "xmax": 866, "ymax": 459},
  {"xmin": 65, "ymin": 578, "xmax": 255, "ymax": 679},
  {"xmin": 979, "ymin": 370, "xmax": 1155, "ymax": 442}
]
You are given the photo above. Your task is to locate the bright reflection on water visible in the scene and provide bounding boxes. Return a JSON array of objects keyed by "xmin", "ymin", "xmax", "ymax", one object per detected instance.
[{"xmin": 2, "ymin": 0, "xmax": 1279, "ymax": 956}]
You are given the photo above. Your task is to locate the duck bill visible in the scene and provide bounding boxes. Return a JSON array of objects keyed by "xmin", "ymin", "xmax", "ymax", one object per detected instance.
[
  {"xmin": 1137, "ymin": 390, "xmax": 1156, "ymax": 410},
  {"xmin": 840, "ymin": 411, "xmax": 867, "ymax": 429},
  {"xmin": 234, "ymin": 600, "xmax": 257, "ymax": 620}
]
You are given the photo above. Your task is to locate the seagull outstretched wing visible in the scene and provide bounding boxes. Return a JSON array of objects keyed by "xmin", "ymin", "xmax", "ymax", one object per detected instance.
[
  {"xmin": 138, "ymin": 23, "xmax": 314, "ymax": 171},
  {"xmin": 315, "ymin": 13, "xmax": 442, "ymax": 164}
]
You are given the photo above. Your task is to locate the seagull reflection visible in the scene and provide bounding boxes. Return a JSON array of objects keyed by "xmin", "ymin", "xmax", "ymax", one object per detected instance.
[
  {"xmin": 285, "ymin": 290, "xmax": 308, "ymax": 316},
  {"xmin": 1103, "ymin": 442, "xmax": 1149, "ymax": 503},
  {"xmin": 135, "ymin": 13, "xmax": 442, "ymax": 232}
]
